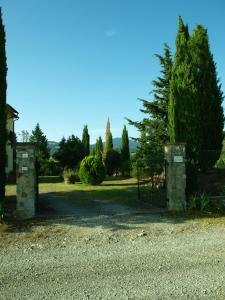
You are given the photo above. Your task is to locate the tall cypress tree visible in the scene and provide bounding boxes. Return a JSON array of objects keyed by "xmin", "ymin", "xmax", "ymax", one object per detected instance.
[
  {"xmin": 189, "ymin": 25, "xmax": 224, "ymax": 170},
  {"xmin": 169, "ymin": 18, "xmax": 224, "ymax": 167},
  {"xmin": 0, "ymin": 8, "xmax": 7, "ymax": 214},
  {"xmin": 168, "ymin": 17, "xmax": 200, "ymax": 193},
  {"xmin": 104, "ymin": 118, "xmax": 113, "ymax": 153},
  {"xmin": 121, "ymin": 126, "xmax": 130, "ymax": 162},
  {"xmin": 168, "ymin": 16, "xmax": 192, "ymax": 144},
  {"xmin": 82, "ymin": 125, "xmax": 90, "ymax": 157},
  {"xmin": 120, "ymin": 126, "xmax": 130, "ymax": 176},
  {"xmin": 96, "ymin": 136, "xmax": 103, "ymax": 160}
]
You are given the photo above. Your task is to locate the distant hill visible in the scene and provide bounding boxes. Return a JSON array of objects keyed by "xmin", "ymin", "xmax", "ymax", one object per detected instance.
[
  {"xmin": 108, "ymin": 137, "xmax": 138, "ymax": 152},
  {"xmin": 48, "ymin": 138, "xmax": 138, "ymax": 156},
  {"xmin": 91, "ymin": 137, "xmax": 139, "ymax": 153}
]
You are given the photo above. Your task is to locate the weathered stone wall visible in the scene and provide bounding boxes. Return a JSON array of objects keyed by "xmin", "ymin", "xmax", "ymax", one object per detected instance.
[
  {"xmin": 165, "ymin": 144, "xmax": 186, "ymax": 211},
  {"xmin": 16, "ymin": 143, "xmax": 37, "ymax": 219}
]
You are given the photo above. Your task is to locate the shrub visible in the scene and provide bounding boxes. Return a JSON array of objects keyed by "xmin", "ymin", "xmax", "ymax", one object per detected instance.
[
  {"xmin": 79, "ymin": 156, "xmax": 105, "ymax": 185},
  {"xmin": 63, "ymin": 169, "xmax": 77, "ymax": 184}
]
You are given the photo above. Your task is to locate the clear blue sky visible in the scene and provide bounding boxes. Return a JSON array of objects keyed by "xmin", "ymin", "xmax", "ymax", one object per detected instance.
[{"xmin": 1, "ymin": 0, "xmax": 225, "ymax": 143}]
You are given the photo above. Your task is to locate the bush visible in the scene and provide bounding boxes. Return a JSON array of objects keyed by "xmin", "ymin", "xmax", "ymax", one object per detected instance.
[
  {"xmin": 79, "ymin": 156, "xmax": 105, "ymax": 185},
  {"xmin": 40, "ymin": 159, "xmax": 62, "ymax": 176},
  {"xmin": 63, "ymin": 169, "xmax": 77, "ymax": 184}
]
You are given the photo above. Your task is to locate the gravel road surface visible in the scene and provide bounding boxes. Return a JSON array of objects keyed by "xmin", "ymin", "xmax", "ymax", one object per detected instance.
[
  {"xmin": 0, "ymin": 193, "xmax": 225, "ymax": 300},
  {"xmin": 1, "ymin": 201, "xmax": 225, "ymax": 299}
]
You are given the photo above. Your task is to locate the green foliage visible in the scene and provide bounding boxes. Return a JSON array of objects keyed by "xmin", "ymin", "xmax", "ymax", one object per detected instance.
[
  {"xmin": 120, "ymin": 126, "xmax": 130, "ymax": 176},
  {"xmin": 95, "ymin": 136, "xmax": 103, "ymax": 160},
  {"xmin": 187, "ymin": 193, "xmax": 211, "ymax": 211},
  {"xmin": 0, "ymin": 8, "xmax": 7, "ymax": 212},
  {"xmin": 168, "ymin": 17, "xmax": 224, "ymax": 193},
  {"xmin": 189, "ymin": 25, "xmax": 224, "ymax": 170},
  {"xmin": 63, "ymin": 169, "xmax": 77, "ymax": 184},
  {"xmin": 104, "ymin": 118, "xmax": 113, "ymax": 154},
  {"xmin": 40, "ymin": 159, "xmax": 61, "ymax": 176},
  {"xmin": 79, "ymin": 156, "xmax": 105, "ymax": 185},
  {"xmin": 29, "ymin": 123, "xmax": 50, "ymax": 175},
  {"xmin": 104, "ymin": 149, "xmax": 121, "ymax": 176},
  {"xmin": 120, "ymin": 160, "xmax": 131, "ymax": 177},
  {"xmin": 127, "ymin": 43, "xmax": 172, "ymax": 167},
  {"xmin": 82, "ymin": 124, "xmax": 90, "ymax": 157},
  {"xmin": 54, "ymin": 135, "xmax": 85, "ymax": 169},
  {"xmin": 30, "ymin": 123, "xmax": 50, "ymax": 160}
]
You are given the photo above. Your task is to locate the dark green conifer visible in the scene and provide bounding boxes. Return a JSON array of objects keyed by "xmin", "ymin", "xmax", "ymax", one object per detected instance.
[
  {"xmin": 95, "ymin": 136, "xmax": 103, "ymax": 160},
  {"xmin": 82, "ymin": 125, "xmax": 90, "ymax": 157},
  {"xmin": 0, "ymin": 8, "xmax": 7, "ymax": 214},
  {"xmin": 104, "ymin": 118, "xmax": 113, "ymax": 154},
  {"xmin": 121, "ymin": 126, "xmax": 130, "ymax": 161},
  {"xmin": 128, "ymin": 43, "xmax": 173, "ymax": 159},
  {"xmin": 189, "ymin": 25, "xmax": 224, "ymax": 169}
]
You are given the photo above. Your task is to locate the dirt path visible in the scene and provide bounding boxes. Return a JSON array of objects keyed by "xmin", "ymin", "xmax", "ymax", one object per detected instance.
[
  {"xmin": 40, "ymin": 192, "xmax": 138, "ymax": 216},
  {"xmin": 1, "ymin": 212, "xmax": 225, "ymax": 299}
]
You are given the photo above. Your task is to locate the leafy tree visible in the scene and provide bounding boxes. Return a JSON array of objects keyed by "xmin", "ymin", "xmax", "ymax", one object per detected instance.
[
  {"xmin": 104, "ymin": 118, "xmax": 113, "ymax": 154},
  {"xmin": 0, "ymin": 7, "xmax": 7, "ymax": 214},
  {"xmin": 79, "ymin": 156, "xmax": 105, "ymax": 185},
  {"xmin": 120, "ymin": 126, "xmax": 130, "ymax": 176},
  {"xmin": 105, "ymin": 149, "xmax": 121, "ymax": 176},
  {"xmin": 20, "ymin": 130, "xmax": 30, "ymax": 142},
  {"xmin": 95, "ymin": 136, "xmax": 103, "ymax": 160},
  {"xmin": 82, "ymin": 124, "xmax": 90, "ymax": 157},
  {"xmin": 54, "ymin": 135, "xmax": 84, "ymax": 169}
]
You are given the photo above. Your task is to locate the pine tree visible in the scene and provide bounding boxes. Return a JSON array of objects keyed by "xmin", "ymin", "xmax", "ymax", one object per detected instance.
[
  {"xmin": 104, "ymin": 118, "xmax": 113, "ymax": 153},
  {"xmin": 128, "ymin": 43, "xmax": 173, "ymax": 160},
  {"xmin": 30, "ymin": 123, "xmax": 50, "ymax": 160},
  {"xmin": 82, "ymin": 125, "xmax": 90, "ymax": 157},
  {"xmin": 0, "ymin": 8, "xmax": 7, "ymax": 214},
  {"xmin": 95, "ymin": 136, "xmax": 103, "ymax": 160},
  {"xmin": 54, "ymin": 135, "xmax": 84, "ymax": 169},
  {"xmin": 29, "ymin": 123, "xmax": 50, "ymax": 174}
]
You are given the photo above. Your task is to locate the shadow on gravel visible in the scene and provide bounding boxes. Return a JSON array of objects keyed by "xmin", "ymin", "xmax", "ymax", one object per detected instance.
[{"xmin": 3, "ymin": 186, "xmax": 225, "ymax": 235}]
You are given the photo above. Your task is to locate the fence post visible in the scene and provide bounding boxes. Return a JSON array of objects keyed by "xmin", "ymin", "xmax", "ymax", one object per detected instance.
[{"xmin": 165, "ymin": 143, "xmax": 186, "ymax": 211}]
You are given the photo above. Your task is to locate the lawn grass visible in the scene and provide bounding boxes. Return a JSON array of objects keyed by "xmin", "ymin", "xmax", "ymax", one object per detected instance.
[
  {"xmin": 39, "ymin": 177, "xmax": 139, "ymax": 207},
  {"xmin": 5, "ymin": 177, "xmax": 154, "ymax": 209}
]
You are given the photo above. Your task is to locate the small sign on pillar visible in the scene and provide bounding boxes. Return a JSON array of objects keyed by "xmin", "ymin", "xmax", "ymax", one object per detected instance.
[{"xmin": 16, "ymin": 143, "xmax": 37, "ymax": 219}]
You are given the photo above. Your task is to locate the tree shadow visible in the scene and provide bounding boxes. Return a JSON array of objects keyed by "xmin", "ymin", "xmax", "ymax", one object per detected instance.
[{"xmin": 3, "ymin": 184, "xmax": 225, "ymax": 235}]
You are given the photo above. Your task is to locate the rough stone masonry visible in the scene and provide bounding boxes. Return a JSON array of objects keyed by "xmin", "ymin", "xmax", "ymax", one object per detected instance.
[{"xmin": 16, "ymin": 143, "xmax": 37, "ymax": 219}]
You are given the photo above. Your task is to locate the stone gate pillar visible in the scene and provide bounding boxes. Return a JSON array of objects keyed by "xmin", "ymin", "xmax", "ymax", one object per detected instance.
[
  {"xmin": 165, "ymin": 143, "xmax": 186, "ymax": 211},
  {"xmin": 16, "ymin": 143, "xmax": 37, "ymax": 219}
]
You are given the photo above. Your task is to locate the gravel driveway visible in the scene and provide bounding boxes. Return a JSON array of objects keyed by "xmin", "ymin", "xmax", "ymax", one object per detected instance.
[{"xmin": 1, "ymin": 209, "xmax": 225, "ymax": 300}]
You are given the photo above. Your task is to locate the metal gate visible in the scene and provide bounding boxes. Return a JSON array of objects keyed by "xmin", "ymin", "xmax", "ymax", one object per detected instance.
[{"xmin": 136, "ymin": 157, "xmax": 167, "ymax": 208}]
